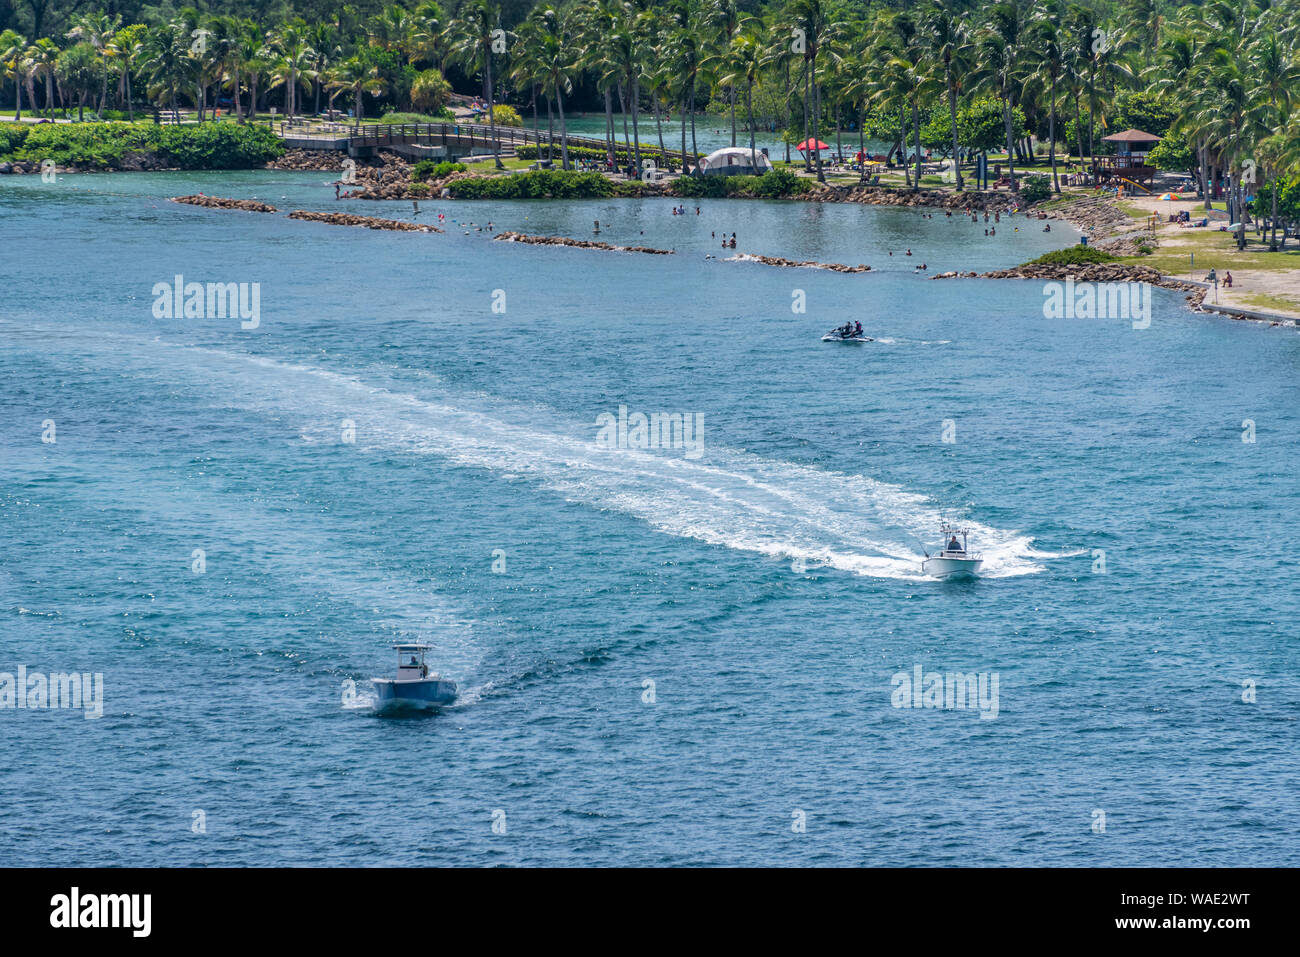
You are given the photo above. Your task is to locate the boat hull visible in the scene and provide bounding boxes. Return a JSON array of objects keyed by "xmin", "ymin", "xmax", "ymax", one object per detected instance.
[
  {"xmin": 921, "ymin": 556, "xmax": 983, "ymax": 579},
  {"xmin": 371, "ymin": 677, "xmax": 458, "ymax": 712}
]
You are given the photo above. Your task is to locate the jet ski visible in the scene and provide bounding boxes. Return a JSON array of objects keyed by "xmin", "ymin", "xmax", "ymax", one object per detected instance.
[{"xmin": 822, "ymin": 326, "xmax": 873, "ymax": 342}]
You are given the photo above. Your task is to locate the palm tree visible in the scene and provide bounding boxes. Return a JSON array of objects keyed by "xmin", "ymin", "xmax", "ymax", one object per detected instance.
[
  {"xmin": 447, "ymin": 0, "xmax": 506, "ymax": 170},
  {"xmin": 1247, "ymin": 29, "xmax": 1299, "ymax": 250},
  {"xmin": 268, "ymin": 22, "xmax": 314, "ymax": 122},
  {"xmin": 978, "ymin": 0, "xmax": 1029, "ymax": 190},
  {"xmin": 665, "ymin": 0, "xmax": 703, "ymax": 172},
  {"xmin": 327, "ymin": 56, "xmax": 387, "ymax": 122},
  {"xmin": 57, "ymin": 40, "xmax": 105, "ymax": 122},
  {"xmin": 708, "ymin": 0, "xmax": 745, "ymax": 147},
  {"xmin": 922, "ymin": 0, "xmax": 972, "ymax": 191},
  {"xmin": 1, "ymin": 31, "xmax": 30, "ymax": 120},
  {"xmin": 142, "ymin": 20, "xmax": 191, "ymax": 120},
  {"xmin": 717, "ymin": 29, "xmax": 763, "ymax": 163},
  {"xmin": 29, "ymin": 37, "xmax": 59, "ymax": 114},
  {"xmin": 540, "ymin": 6, "xmax": 578, "ymax": 170},
  {"xmin": 1031, "ymin": 1, "xmax": 1067, "ymax": 193},
  {"xmin": 66, "ymin": 12, "xmax": 120, "ymax": 118},
  {"xmin": 787, "ymin": 0, "xmax": 842, "ymax": 183}
]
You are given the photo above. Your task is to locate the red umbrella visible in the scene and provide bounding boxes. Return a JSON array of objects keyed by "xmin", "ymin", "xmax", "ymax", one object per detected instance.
[{"xmin": 796, "ymin": 139, "xmax": 829, "ymax": 152}]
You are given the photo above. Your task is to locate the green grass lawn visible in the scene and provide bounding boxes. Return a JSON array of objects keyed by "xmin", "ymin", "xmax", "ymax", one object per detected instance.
[{"xmin": 1118, "ymin": 228, "xmax": 1300, "ymax": 276}]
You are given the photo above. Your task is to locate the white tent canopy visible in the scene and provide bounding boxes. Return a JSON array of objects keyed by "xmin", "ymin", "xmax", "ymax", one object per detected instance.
[{"xmin": 697, "ymin": 147, "xmax": 773, "ymax": 175}]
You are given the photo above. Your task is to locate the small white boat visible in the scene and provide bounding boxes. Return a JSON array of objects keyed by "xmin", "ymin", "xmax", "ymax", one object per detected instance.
[
  {"xmin": 371, "ymin": 643, "xmax": 457, "ymax": 713},
  {"xmin": 921, "ymin": 523, "xmax": 983, "ymax": 579}
]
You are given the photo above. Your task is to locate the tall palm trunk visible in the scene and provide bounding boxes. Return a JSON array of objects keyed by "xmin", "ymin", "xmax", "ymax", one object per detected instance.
[
  {"xmin": 1003, "ymin": 93, "xmax": 1016, "ymax": 189},
  {"xmin": 729, "ymin": 86, "xmax": 736, "ymax": 146},
  {"xmin": 811, "ymin": 60, "xmax": 823, "ymax": 183},
  {"xmin": 619, "ymin": 82, "xmax": 630, "ymax": 166},
  {"xmin": 1199, "ymin": 141, "xmax": 1212, "ymax": 211},
  {"xmin": 652, "ymin": 92, "xmax": 667, "ymax": 169},
  {"xmin": 912, "ymin": 97, "xmax": 922, "ymax": 190},
  {"xmin": 604, "ymin": 86, "xmax": 613, "ymax": 159},
  {"xmin": 630, "ymin": 77, "xmax": 641, "ymax": 174},
  {"xmin": 801, "ymin": 60, "xmax": 810, "ymax": 171},
  {"xmin": 1048, "ymin": 74, "xmax": 1058, "ymax": 192},
  {"xmin": 486, "ymin": 44, "xmax": 502, "ymax": 169},
  {"xmin": 947, "ymin": 68, "xmax": 962, "ymax": 190},
  {"xmin": 746, "ymin": 79, "xmax": 755, "ymax": 161},
  {"xmin": 680, "ymin": 91, "xmax": 688, "ymax": 172},
  {"xmin": 557, "ymin": 86, "xmax": 570, "ymax": 170},
  {"xmin": 689, "ymin": 77, "xmax": 697, "ymax": 162}
]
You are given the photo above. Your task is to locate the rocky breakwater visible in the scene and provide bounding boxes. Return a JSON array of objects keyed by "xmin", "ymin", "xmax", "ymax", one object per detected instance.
[
  {"xmin": 806, "ymin": 184, "xmax": 1018, "ymax": 214},
  {"xmin": 493, "ymin": 231, "xmax": 673, "ymax": 254},
  {"xmin": 266, "ymin": 149, "xmax": 380, "ymax": 173},
  {"xmin": 172, "ymin": 194, "xmax": 278, "ymax": 213},
  {"xmin": 1043, "ymin": 195, "xmax": 1135, "ymax": 239},
  {"xmin": 726, "ymin": 253, "xmax": 870, "ymax": 273},
  {"xmin": 286, "ymin": 210, "xmax": 443, "ymax": 232},
  {"xmin": 929, "ymin": 261, "xmax": 1206, "ymax": 309}
]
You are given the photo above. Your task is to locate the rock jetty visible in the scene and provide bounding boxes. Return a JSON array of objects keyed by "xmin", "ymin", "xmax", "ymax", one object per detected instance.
[
  {"xmin": 493, "ymin": 231, "xmax": 673, "ymax": 254},
  {"xmin": 726, "ymin": 253, "xmax": 870, "ymax": 272},
  {"xmin": 807, "ymin": 184, "xmax": 1018, "ymax": 214},
  {"xmin": 929, "ymin": 262, "xmax": 1206, "ymax": 309},
  {"xmin": 172, "ymin": 194, "xmax": 278, "ymax": 212},
  {"xmin": 286, "ymin": 210, "xmax": 443, "ymax": 232}
]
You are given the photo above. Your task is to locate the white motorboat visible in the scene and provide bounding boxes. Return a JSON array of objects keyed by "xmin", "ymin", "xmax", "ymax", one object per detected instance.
[
  {"xmin": 371, "ymin": 643, "xmax": 457, "ymax": 713},
  {"xmin": 921, "ymin": 523, "xmax": 983, "ymax": 578}
]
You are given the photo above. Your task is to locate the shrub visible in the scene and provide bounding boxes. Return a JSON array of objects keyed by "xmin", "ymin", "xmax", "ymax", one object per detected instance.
[
  {"xmin": 1028, "ymin": 246, "xmax": 1118, "ymax": 266},
  {"xmin": 410, "ymin": 69, "xmax": 452, "ymax": 114},
  {"xmin": 670, "ymin": 168, "xmax": 810, "ymax": 199},
  {"xmin": 448, "ymin": 169, "xmax": 621, "ymax": 199},
  {"xmin": 9, "ymin": 121, "xmax": 283, "ymax": 169},
  {"xmin": 376, "ymin": 109, "xmax": 454, "ymax": 125},
  {"xmin": 1017, "ymin": 174, "xmax": 1052, "ymax": 204},
  {"xmin": 0, "ymin": 124, "xmax": 29, "ymax": 156},
  {"xmin": 411, "ymin": 159, "xmax": 467, "ymax": 181},
  {"xmin": 491, "ymin": 104, "xmax": 523, "ymax": 128}
]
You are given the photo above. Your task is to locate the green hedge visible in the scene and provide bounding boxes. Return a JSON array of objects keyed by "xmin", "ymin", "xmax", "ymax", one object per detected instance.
[
  {"xmin": 670, "ymin": 169, "xmax": 811, "ymax": 199},
  {"xmin": 411, "ymin": 159, "xmax": 466, "ymax": 181},
  {"xmin": 1028, "ymin": 246, "xmax": 1118, "ymax": 266},
  {"xmin": 447, "ymin": 169, "xmax": 641, "ymax": 199},
  {"xmin": 0, "ymin": 125, "xmax": 28, "ymax": 156},
  {"xmin": 515, "ymin": 143, "xmax": 697, "ymax": 165},
  {"xmin": 3, "ymin": 122, "xmax": 284, "ymax": 169}
]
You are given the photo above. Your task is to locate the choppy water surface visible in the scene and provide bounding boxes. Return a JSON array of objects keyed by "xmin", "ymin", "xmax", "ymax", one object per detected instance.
[{"xmin": 2, "ymin": 170, "xmax": 1298, "ymax": 866}]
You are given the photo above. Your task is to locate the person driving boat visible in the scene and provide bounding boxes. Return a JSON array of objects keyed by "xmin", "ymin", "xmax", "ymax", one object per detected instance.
[{"xmin": 947, "ymin": 535, "xmax": 963, "ymax": 552}]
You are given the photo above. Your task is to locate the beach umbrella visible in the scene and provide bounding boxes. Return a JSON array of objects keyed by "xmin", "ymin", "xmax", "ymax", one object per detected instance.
[{"xmin": 796, "ymin": 139, "xmax": 829, "ymax": 152}]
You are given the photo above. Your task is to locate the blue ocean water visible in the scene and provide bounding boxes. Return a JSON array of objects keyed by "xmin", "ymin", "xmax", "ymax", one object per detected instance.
[{"xmin": 2, "ymin": 170, "xmax": 1298, "ymax": 866}]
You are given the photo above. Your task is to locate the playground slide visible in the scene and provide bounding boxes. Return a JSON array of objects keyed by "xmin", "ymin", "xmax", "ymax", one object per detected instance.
[{"xmin": 1116, "ymin": 178, "xmax": 1152, "ymax": 195}]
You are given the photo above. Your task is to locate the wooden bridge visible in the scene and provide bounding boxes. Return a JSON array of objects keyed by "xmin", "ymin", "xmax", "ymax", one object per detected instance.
[{"xmin": 280, "ymin": 119, "xmax": 693, "ymax": 168}]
